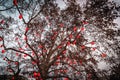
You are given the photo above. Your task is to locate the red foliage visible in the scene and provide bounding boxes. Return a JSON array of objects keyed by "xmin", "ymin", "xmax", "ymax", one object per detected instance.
[
  {"xmin": 53, "ymin": 31, "xmax": 58, "ymax": 35},
  {"xmin": 62, "ymin": 50, "xmax": 66, "ymax": 54},
  {"xmin": 24, "ymin": 54, "xmax": 28, "ymax": 57},
  {"xmin": 63, "ymin": 78, "xmax": 69, "ymax": 80},
  {"xmin": 73, "ymin": 60, "xmax": 77, "ymax": 64},
  {"xmin": 39, "ymin": 45, "xmax": 43, "ymax": 48},
  {"xmin": 51, "ymin": 36, "xmax": 54, "ymax": 40},
  {"xmin": 19, "ymin": 13, "xmax": 23, "ymax": 19},
  {"xmin": 33, "ymin": 72, "xmax": 40, "ymax": 77},
  {"xmin": 57, "ymin": 45, "xmax": 62, "ymax": 49},
  {"xmin": 18, "ymin": 42, "xmax": 20, "ymax": 45},
  {"xmin": 64, "ymin": 69, "xmax": 68, "ymax": 73},
  {"xmin": 69, "ymin": 34, "xmax": 73, "ymax": 38},
  {"xmin": 81, "ymin": 45, "xmax": 85, "ymax": 50},
  {"xmin": 32, "ymin": 52, "xmax": 35, "ymax": 56},
  {"xmin": 19, "ymin": 48, "xmax": 24, "ymax": 51},
  {"xmin": 16, "ymin": 53, "xmax": 19, "ymax": 56},
  {"xmin": 0, "ymin": 19, "xmax": 4, "ymax": 24},
  {"xmin": 92, "ymin": 47, "xmax": 96, "ymax": 51},
  {"xmin": 0, "ymin": 27, "xmax": 3, "ymax": 30},
  {"xmin": 3, "ymin": 58, "xmax": 6, "ymax": 60},
  {"xmin": 59, "ymin": 23, "xmax": 64, "ymax": 27},
  {"xmin": 0, "ymin": 45, "xmax": 3, "ymax": 48},
  {"xmin": 24, "ymin": 36, "xmax": 27, "ymax": 40},
  {"xmin": 77, "ymin": 34, "xmax": 80, "ymax": 39},
  {"xmin": 33, "ymin": 72, "xmax": 37, "ymax": 77},
  {"xmin": 37, "ymin": 72, "xmax": 40, "ymax": 77},
  {"xmin": 55, "ymin": 61, "xmax": 60, "ymax": 65},
  {"xmin": 15, "ymin": 37, "xmax": 19, "ymax": 41},
  {"xmin": 25, "ymin": 27, "xmax": 29, "ymax": 32},
  {"xmin": 43, "ymin": 49, "xmax": 47, "ymax": 52},
  {"xmin": 80, "ymin": 60, "xmax": 82, "ymax": 65},
  {"xmin": 1, "ymin": 49, "xmax": 5, "ymax": 53},
  {"xmin": 101, "ymin": 53, "xmax": 107, "ymax": 58},
  {"xmin": 13, "ymin": 0, "xmax": 17, "ymax": 5},
  {"xmin": 0, "ymin": 38, "xmax": 3, "ymax": 41},
  {"xmin": 87, "ymin": 73, "xmax": 92, "ymax": 80},
  {"xmin": 72, "ymin": 40, "xmax": 76, "ymax": 45},
  {"xmin": 12, "ymin": 77, "xmax": 15, "ymax": 80},
  {"xmin": 80, "ymin": 27, "xmax": 85, "ymax": 31},
  {"xmin": 82, "ymin": 21, "xmax": 88, "ymax": 24},
  {"xmin": 8, "ymin": 61, "xmax": 11, "ymax": 64},
  {"xmin": 69, "ymin": 60, "xmax": 73, "ymax": 65},
  {"xmin": 15, "ymin": 62, "xmax": 18, "ymax": 65},
  {"xmin": 73, "ymin": 26, "xmax": 77, "ymax": 31},
  {"xmin": 67, "ymin": 41, "xmax": 71, "ymax": 46},
  {"xmin": 46, "ymin": 16, "xmax": 49, "ymax": 20},
  {"xmin": 32, "ymin": 61, "xmax": 36, "ymax": 65},
  {"xmin": 90, "ymin": 41, "xmax": 95, "ymax": 45},
  {"xmin": 57, "ymin": 56, "xmax": 60, "ymax": 59}
]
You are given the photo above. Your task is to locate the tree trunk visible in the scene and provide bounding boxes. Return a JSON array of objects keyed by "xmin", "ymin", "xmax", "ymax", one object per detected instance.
[{"xmin": 41, "ymin": 70, "xmax": 48, "ymax": 80}]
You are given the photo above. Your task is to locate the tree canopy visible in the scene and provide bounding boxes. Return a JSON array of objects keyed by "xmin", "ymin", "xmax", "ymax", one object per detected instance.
[{"xmin": 0, "ymin": 0, "xmax": 120, "ymax": 80}]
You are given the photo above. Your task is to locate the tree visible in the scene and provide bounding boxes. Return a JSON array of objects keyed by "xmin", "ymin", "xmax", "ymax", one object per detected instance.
[
  {"xmin": 0, "ymin": 0, "xmax": 120, "ymax": 80},
  {"xmin": 109, "ymin": 63, "xmax": 120, "ymax": 80},
  {"xmin": 4, "ymin": 55, "xmax": 22, "ymax": 79}
]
